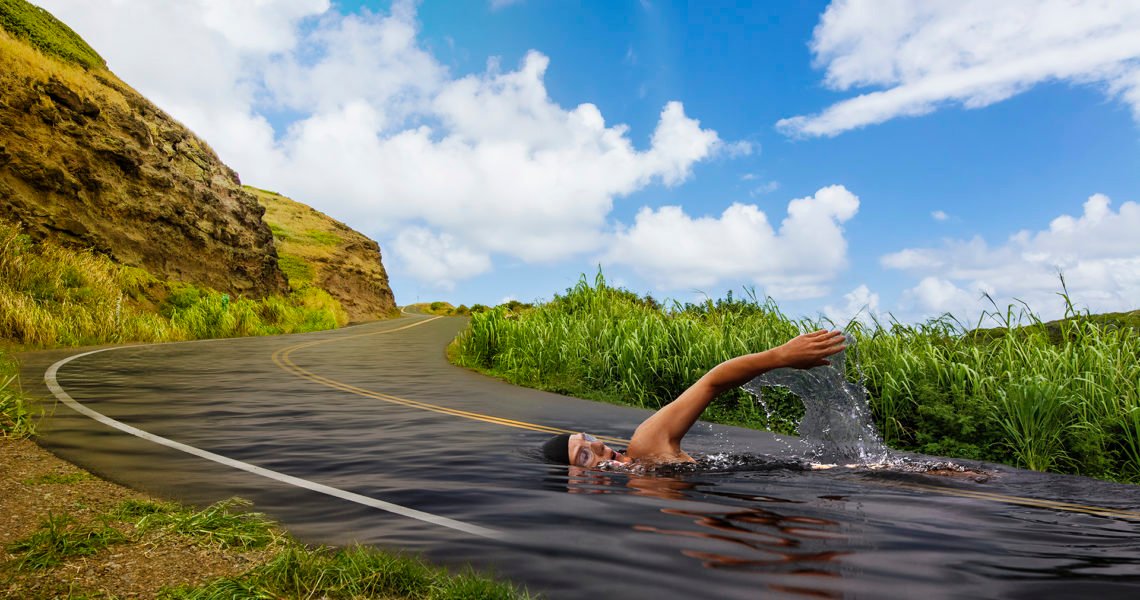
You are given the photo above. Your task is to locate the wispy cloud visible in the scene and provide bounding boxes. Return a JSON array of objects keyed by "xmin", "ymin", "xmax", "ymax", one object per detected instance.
[
  {"xmin": 750, "ymin": 180, "xmax": 780, "ymax": 196},
  {"xmin": 779, "ymin": 1, "xmax": 1140, "ymax": 137}
]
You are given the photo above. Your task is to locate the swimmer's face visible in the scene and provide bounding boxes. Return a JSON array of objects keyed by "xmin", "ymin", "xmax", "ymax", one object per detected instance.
[{"xmin": 569, "ymin": 433, "xmax": 628, "ymax": 468}]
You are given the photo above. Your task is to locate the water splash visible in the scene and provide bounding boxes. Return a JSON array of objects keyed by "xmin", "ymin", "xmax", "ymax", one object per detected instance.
[{"xmin": 744, "ymin": 334, "xmax": 890, "ymax": 464}]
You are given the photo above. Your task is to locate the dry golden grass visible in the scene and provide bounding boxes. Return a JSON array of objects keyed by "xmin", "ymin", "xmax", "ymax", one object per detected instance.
[
  {"xmin": 248, "ymin": 187, "xmax": 392, "ymax": 315},
  {"xmin": 0, "ymin": 28, "xmax": 129, "ymax": 113},
  {"xmin": 249, "ymin": 187, "xmax": 347, "ymax": 268}
]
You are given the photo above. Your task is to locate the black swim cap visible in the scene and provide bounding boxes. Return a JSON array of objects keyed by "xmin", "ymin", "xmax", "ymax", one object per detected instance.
[{"xmin": 541, "ymin": 433, "xmax": 572, "ymax": 465}]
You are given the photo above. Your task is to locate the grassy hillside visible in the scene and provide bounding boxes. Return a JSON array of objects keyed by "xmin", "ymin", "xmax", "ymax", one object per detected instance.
[
  {"xmin": 0, "ymin": 0, "xmax": 104, "ymax": 69},
  {"xmin": 0, "ymin": 219, "xmax": 345, "ymax": 349},
  {"xmin": 249, "ymin": 186, "xmax": 396, "ymax": 322},
  {"xmin": 1, "ymin": 6, "xmax": 288, "ymax": 298}
]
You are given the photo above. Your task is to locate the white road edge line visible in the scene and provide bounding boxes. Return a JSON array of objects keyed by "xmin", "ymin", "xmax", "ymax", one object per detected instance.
[{"xmin": 44, "ymin": 344, "xmax": 503, "ymax": 540}]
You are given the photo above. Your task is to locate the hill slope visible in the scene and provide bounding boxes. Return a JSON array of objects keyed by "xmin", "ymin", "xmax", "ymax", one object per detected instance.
[
  {"xmin": 249, "ymin": 187, "xmax": 396, "ymax": 322},
  {"xmin": 0, "ymin": 3, "xmax": 286, "ymax": 297}
]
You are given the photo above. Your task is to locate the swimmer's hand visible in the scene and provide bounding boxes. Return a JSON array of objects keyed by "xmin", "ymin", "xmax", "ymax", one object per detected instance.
[{"xmin": 773, "ymin": 329, "xmax": 847, "ymax": 369}]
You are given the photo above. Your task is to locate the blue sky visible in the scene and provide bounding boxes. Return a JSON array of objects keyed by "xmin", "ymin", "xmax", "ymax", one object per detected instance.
[{"xmin": 38, "ymin": 0, "xmax": 1140, "ymax": 322}]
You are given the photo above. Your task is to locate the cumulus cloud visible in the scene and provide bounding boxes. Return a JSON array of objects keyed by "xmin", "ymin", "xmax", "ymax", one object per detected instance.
[
  {"xmin": 931, "ymin": 210, "xmax": 949, "ymax": 221},
  {"xmin": 391, "ymin": 228, "xmax": 492, "ymax": 291},
  {"xmin": 900, "ymin": 277, "xmax": 980, "ymax": 317},
  {"xmin": 603, "ymin": 185, "xmax": 860, "ymax": 298},
  {"xmin": 38, "ymin": 0, "xmax": 732, "ymax": 289},
  {"xmin": 779, "ymin": 0, "xmax": 1140, "ymax": 137},
  {"xmin": 822, "ymin": 284, "xmax": 880, "ymax": 324},
  {"xmin": 883, "ymin": 193, "xmax": 1140, "ymax": 320}
]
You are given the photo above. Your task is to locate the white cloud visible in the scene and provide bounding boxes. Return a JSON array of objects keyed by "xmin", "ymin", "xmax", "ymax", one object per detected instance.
[
  {"xmin": 823, "ymin": 284, "xmax": 880, "ymax": 324},
  {"xmin": 37, "ymin": 0, "xmax": 736, "ymax": 288},
  {"xmin": 931, "ymin": 210, "xmax": 949, "ymax": 221},
  {"xmin": 603, "ymin": 185, "xmax": 860, "ymax": 298},
  {"xmin": 750, "ymin": 180, "xmax": 780, "ymax": 196},
  {"xmin": 391, "ymin": 228, "xmax": 492, "ymax": 291},
  {"xmin": 779, "ymin": 0, "xmax": 1140, "ymax": 137},
  {"xmin": 901, "ymin": 277, "xmax": 979, "ymax": 316},
  {"xmin": 884, "ymin": 193, "xmax": 1140, "ymax": 320}
]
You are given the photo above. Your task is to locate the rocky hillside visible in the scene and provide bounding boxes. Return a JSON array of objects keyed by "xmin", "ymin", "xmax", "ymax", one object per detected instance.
[
  {"xmin": 0, "ymin": 0, "xmax": 286, "ymax": 297},
  {"xmin": 249, "ymin": 187, "xmax": 397, "ymax": 322}
]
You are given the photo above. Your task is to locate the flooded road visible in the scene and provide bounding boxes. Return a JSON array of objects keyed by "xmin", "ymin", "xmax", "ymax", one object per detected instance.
[{"xmin": 20, "ymin": 315, "xmax": 1140, "ymax": 599}]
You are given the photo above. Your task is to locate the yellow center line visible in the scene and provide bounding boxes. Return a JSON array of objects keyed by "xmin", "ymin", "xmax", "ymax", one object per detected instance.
[
  {"xmin": 271, "ymin": 316, "xmax": 1140, "ymax": 521},
  {"xmin": 270, "ymin": 316, "xmax": 629, "ymax": 445},
  {"xmin": 883, "ymin": 481, "xmax": 1140, "ymax": 521}
]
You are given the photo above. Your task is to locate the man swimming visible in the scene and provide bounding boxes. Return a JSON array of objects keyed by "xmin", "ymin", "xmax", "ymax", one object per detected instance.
[{"xmin": 541, "ymin": 329, "xmax": 847, "ymax": 468}]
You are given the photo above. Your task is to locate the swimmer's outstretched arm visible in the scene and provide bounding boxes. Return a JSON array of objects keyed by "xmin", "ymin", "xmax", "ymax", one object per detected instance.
[{"xmin": 626, "ymin": 329, "xmax": 847, "ymax": 461}]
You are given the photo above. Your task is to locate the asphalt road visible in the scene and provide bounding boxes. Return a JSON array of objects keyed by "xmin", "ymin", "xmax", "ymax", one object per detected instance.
[{"xmin": 19, "ymin": 314, "xmax": 1140, "ymax": 599}]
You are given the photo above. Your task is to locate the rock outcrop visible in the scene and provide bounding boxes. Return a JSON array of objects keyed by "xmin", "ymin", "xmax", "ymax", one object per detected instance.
[
  {"xmin": 0, "ymin": 18, "xmax": 287, "ymax": 297},
  {"xmin": 250, "ymin": 187, "xmax": 397, "ymax": 322}
]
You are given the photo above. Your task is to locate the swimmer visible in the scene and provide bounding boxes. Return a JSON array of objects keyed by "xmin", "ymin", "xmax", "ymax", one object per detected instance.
[{"xmin": 541, "ymin": 329, "xmax": 847, "ymax": 468}]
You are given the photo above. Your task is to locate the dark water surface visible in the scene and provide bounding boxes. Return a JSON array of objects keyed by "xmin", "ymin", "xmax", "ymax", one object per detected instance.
[{"xmin": 19, "ymin": 316, "xmax": 1140, "ymax": 599}]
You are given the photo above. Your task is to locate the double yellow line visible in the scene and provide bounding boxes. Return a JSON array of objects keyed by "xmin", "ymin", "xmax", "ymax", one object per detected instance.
[
  {"xmin": 271, "ymin": 315, "xmax": 1140, "ymax": 522},
  {"xmin": 270, "ymin": 316, "xmax": 628, "ymax": 446}
]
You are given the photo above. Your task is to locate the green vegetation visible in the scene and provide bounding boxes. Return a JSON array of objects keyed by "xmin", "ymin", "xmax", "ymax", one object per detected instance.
[
  {"xmin": 249, "ymin": 185, "xmax": 390, "ymax": 322},
  {"xmin": 136, "ymin": 498, "xmax": 280, "ymax": 550},
  {"xmin": 453, "ymin": 272, "xmax": 1140, "ymax": 483},
  {"xmin": 0, "ymin": 350, "xmax": 35, "ymax": 437},
  {"xmin": 7, "ymin": 513, "xmax": 127, "ymax": 569},
  {"xmin": 276, "ymin": 252, "xmax": 315, "ymax": 285},
  {"xmin": 411, "ymin": 300, "xmax": 529, "ymax": 317},
  {"xmin": 0, "ymin": 219, "xmax": 346, "ymax": 349},
  {"xmin": 160, "ymin": 546, "xmax": 528, "ymax": 600},
  {"xmin": 0, "ymin": 0, "xmax": 105, "ymax": 69},
  {"xmin": 247, "ymin": 187, "xmax": 353, "ymax": 286},
  {"xmin": 7, "ymin": 496, "xmax": 527, "ymax": 598},
  {"xmin": 7, "ymin": 499, "xmax": 273, "ymax": 571},
  {"xmin": 305, "ymin": 230, "xmax": 341, "ymax": 246}
]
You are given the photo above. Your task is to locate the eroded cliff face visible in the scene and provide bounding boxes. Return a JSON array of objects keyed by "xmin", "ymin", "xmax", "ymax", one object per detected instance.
[
  {"xmin": 0, "ymin": 27, "xmax": 287, "ymax": 297},
  {"xmin": 250, "ymin": 187, "xmax": 397, "ymax": 322}
]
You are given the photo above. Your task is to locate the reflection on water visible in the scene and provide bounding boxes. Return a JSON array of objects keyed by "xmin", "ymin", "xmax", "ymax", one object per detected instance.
[{"xmin": 560, "ymin": 464, "xmax": 855, "ymax": 597}]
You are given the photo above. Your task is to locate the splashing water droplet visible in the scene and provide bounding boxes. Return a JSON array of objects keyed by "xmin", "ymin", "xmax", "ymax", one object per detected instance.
[{"xmin": 744, "ymin": 334, "xmax": 890, "ymax": 464}]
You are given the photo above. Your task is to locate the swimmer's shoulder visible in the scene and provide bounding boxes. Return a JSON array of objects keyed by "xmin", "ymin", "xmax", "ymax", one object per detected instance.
[{"xmin": 627, "ymin": 448, "xmax": 695, "ymax": 465}]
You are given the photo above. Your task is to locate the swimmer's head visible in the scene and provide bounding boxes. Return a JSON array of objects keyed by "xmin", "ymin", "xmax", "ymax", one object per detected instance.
[{"xmin": 541, "ymin": 432, "xmax": 629, "ymax": 468}]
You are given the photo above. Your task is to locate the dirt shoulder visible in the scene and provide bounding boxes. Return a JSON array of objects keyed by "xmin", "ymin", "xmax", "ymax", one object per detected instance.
[{"xmin": 0, "ymin": 437, "xmax": 272, "ymax": 598}]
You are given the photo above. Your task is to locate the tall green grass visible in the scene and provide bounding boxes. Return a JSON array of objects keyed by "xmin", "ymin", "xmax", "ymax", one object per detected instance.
[
  {"xmin": 453, "ymin": 273, "xmax": 1140, "ymax": 482},
  {"xmin": 0, "ymin": 349, "xmax": 35, "ymax": 437}
]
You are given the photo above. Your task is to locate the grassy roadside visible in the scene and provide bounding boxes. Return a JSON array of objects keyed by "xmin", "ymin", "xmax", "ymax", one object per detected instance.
[
  {"xmin": 451, "ymin": 273, "xmax": 1140, "ymax": 483},
  {"xmin": 0, "ymin": 439, "xmax": 527, "ymax": 598}
]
